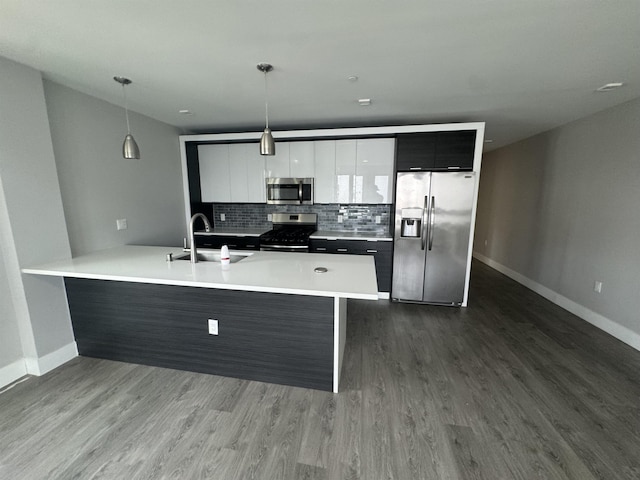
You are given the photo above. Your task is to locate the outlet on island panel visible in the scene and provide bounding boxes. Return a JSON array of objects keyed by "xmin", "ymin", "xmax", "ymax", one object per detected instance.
[{"xmin": 208, "ymin": 319, "xmax": 219, "ymax": 335}]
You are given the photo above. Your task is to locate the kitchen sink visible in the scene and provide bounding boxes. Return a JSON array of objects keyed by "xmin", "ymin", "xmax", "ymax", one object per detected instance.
[{"xmin": 173, "ymin": 251, "xmax": 252, "ymax": 263}]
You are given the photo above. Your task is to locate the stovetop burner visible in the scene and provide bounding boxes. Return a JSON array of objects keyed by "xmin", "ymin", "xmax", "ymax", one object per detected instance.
[
  {"xmin": 260, "ymin": 225, "xmax": 317, "ymax": 245},
  {"xmin": 259, "ymin": 213, "xmax": 317, "ymax": 250}
]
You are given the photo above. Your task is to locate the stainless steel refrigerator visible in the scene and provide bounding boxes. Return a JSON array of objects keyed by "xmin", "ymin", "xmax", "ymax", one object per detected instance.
[{"xmin": 392, "ymin": 171, "xmax": 476, "ymax": 305}]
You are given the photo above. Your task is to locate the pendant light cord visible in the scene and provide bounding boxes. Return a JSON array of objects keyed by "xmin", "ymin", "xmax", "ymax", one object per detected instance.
[
  {"xmin": 122, "ymin": 84, "xmax": 132, "ymax": 134},
  {"xmin": 263, "ymin": 70, "xmax": 269, "ymax": 129}
]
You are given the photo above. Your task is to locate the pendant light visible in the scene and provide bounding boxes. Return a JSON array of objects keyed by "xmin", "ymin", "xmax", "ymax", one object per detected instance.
[
  {"xmin": 113, "ymin": 76, "xmax": 141, "ymax": 159},
  {"xmin": 257, "ymin": 63, "xmax": 275, "ymax": 156}
]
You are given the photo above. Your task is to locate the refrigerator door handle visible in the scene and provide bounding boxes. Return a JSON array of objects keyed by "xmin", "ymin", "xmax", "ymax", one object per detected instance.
[
  {"xmin": 421, "ymin": 195, "xmax": 429, "ymax": 250},
  {"xmin": 428, "ymin": 196, "xmax": 435, "ymax": 250}
]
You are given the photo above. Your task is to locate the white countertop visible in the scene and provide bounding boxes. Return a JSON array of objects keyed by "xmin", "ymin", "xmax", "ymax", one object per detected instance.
[
  {"xmin": 311, "ymin": 230, "xmax": 393, "ymax": 241},
  {"xmin": 196, "ymin": 228, "xmax": 269, "ymax": 237},
  {"xmin": 22, "ymin": 246, "xmax": 378, "ymax": 300}
]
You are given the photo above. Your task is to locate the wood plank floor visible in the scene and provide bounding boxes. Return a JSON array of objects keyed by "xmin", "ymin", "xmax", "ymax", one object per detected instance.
[{"xmin": 1, "ymin": 261, "xmax": 639, "ymax": 479}]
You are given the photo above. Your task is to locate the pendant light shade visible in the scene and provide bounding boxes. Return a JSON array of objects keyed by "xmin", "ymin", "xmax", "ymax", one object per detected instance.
[
  {"xmin": 257, "ymin": 63, "xmax": 275, "ymax": 156},
  {"xmin": 260, "ymin": 128, "xmax": 275, "ymax": 156},
  {"xmin": 113, "ymin": 76, "xmax": 141, "ymax": 159},
  {"xmin": 123, "ymin": 133, "xmax": 140, "ymax": 159}
]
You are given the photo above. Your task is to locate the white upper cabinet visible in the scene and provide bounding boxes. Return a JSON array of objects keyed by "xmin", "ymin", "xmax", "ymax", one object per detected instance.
[
  {"xmin": 335, "ymin": 140, "xmax": 357, "ymax": 203},
  {"xmin": 289, "ymin": 141, "xmax": 315, "ymax": 178},
  {"xmin": 355, "ymin": 138, "xmax": 395, "ymax": 204},
  {"xmin": 199, "ymin": 143, "xmax": 265, "ymax": 203},
  {"xmin": 265, "ymin": 142, "xmax": 290, "ymax": 178},
  {"xmin": 314, "ymin": 140, "xmax": 336, "ymax": 203},
  {"xmin": 228, "ymin": 144, "xmax": 266, "ymax": 203},
  {"xmin": 199, "ymin": 138, "xmax": 394, "ymax": 204},
  {"xmin": 199, "ymin": 144, "xmax": 231, "ymax": 202}
]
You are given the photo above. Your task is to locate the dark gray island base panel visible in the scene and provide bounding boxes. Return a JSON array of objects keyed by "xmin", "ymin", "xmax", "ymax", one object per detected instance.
[{"xmin": 64, "ymin": 278, "xmax": 335, "ymax": 391}]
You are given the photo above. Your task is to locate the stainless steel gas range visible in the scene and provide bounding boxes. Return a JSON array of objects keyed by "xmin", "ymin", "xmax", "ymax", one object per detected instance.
[{"xmin": 259, "ymin": 213, "xmax": 317, "ymax": 252}]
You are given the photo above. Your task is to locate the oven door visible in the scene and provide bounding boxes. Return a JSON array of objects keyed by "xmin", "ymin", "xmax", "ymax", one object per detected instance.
[{"xmin": 266, "ymin": 178, "xmax": 313, "ymax": 205}]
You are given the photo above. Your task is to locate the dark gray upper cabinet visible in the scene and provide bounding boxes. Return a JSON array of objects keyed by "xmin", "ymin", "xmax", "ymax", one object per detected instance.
[
  {"xmin": 395, "ymin": 133, "xmax": 437, "ymax": 171},
  {"xmin": 396, "ymin": 130, "xmax": 476, "ymax": 171}
]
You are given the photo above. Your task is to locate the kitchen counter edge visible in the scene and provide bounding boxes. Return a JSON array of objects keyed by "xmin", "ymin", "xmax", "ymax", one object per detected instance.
[{"xmin": 22, "ymin": 245, "xmax": 378, "ymax": 300}]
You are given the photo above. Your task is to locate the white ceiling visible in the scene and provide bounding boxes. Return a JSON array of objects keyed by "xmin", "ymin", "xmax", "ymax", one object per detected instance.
[{"xmin": 1, "ymin": 1, "xmax": 638, "ymax": 150}]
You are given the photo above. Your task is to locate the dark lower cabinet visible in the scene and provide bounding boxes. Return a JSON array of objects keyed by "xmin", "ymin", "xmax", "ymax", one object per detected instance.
[
  {"xmin": 65, "ymin": 278, "xmax": 334, "ymax": 391},
  {"xmin": 310, "ymin": 239, "xmax": 392, "ymax": 293},
  {"xmin": 194, "ymin": 234, "xmax": 260, "ymax": 250}
]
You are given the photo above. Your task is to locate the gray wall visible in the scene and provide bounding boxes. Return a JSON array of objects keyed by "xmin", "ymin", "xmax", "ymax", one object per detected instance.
[
  {"xmin": 44, "ymin": 81, "xmax": 185, "ymax": 256},
  {"xmin": 0, "ymin": 221, "xmax": 23, "ymax": 368},
  {"xmin": 474, "ymin": 97, "xmax": 640, "ymax": 343},
  {"xmin": 0, "ymin": 56, "xmax": 74, "ymax": 370}
]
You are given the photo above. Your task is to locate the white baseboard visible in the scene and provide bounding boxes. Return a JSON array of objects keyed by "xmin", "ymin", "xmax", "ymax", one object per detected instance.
[
  {"xmin": 473, "ymin": 252, "xmax": 640, "ymax": 352},
  {"xmin": 24, "ymin": 342, "xmax": 78, "ymax": 376},
  {"xmin": 0, "ymin": 359, "xmax": 28, "ymax": 389}
]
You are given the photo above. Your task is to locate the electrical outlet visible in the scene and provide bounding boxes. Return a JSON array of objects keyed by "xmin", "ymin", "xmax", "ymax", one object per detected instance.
[
  {"xmin": 220, "ymin": 213, "xmax": 226, "ymax": 221},
  {"xmin": 208, "ymin": 319, "xmax": 219, "ymax": 335},
  {"xmin": 484, "ymin": 239, "xmax": 488, "ymax": 246},
  {"xmin": 116, "ymin": 218, "xmax": 127, "ymax": 230},
  {"xmin": 594, "ymin": 281, "xmax": 603, "ymax": 293},
  {"xmin": 268, "ymin": 214, "xmax": 273, "ymax": 221},
  {"xmin": 337, "ymin": 215, "xmax": 343, "ymax": 224},
  {"xmin": 375, "ymin": 215, "xmax": 381, "ymax": 224}
]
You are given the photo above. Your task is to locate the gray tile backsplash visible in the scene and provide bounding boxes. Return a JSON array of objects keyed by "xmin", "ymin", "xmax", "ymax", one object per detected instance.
[{"xmin": 210, "ymin": 203, "xmax": 391, "ymax": 233}]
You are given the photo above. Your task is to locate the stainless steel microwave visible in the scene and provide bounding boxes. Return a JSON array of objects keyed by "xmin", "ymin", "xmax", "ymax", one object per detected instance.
[{"xmin": 266, "ymin": 178, "xmax": 314, "ymax": 205}]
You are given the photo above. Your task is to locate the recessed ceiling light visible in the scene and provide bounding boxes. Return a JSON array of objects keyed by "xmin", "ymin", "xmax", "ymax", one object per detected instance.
[
  {"xmin": 179, "ymin": 109, "xmax": 193, "ymax": 115},
  {"xmin": 596, "ymin": 82, "xmax": 624, "ymax": 92},
  {"xmin": 358, "ymin": 98, "xmax": 371, "ymax": 106},
  {"xmin": 347, "ymin": 75, "xmax": 359, "ymax": 82}
]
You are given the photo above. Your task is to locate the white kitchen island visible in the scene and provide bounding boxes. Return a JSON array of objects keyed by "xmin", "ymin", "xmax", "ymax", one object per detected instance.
[{"xmin": 23, "ymin": 246, "xmax": 378, "ymax": 392}]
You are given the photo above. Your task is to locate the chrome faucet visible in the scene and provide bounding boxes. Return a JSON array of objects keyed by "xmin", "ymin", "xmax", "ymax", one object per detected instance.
[{"xmin": 189, "ymin": 213, "xmax": 212, "ymax": 263}]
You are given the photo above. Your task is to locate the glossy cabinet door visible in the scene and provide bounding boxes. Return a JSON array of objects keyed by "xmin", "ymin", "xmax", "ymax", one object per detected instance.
[
  {"xmin": 335, "ymin": 140, "xmax": 357, "ymax": 203},
  {"xmin": 289, "ymin": 141, "xmax": 315, "ymax": 178},
  {"xmin": 356, "ymin": 138, "xmax": 395, "ymax": 203},
  {"xmin": 228, "ymin": 144, "xmax": 266, "ymax": 203},
  {"xmin": 199, "ymin": 144, "xmax": 231, "ymax": 202},
  {"xmin": 265, "ymin": 142, "xmax": 290, "ymax": 178},
  {"xmin": 314, "ymin": 140, "xmax": 336, "ymax": 203}
]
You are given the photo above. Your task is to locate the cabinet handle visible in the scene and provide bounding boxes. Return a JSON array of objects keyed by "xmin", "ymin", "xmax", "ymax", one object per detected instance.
[
  {"xmin": 366, "ymin": 249, "xmax": 378, "ymax": 253},
  {"xmin": 228, "ymin": 244, "xmax": 238, "ymax": 248},
  {"xmin": 315, "ymin": 247, "xmax": 327, "ymax": 251},
  {"xmin": 409, "ymin": 167, "xmax": 422, "ymax": 170},
  {"xmin": 337, "ymin": 248, "xmax": 348, "ymax": 252}
]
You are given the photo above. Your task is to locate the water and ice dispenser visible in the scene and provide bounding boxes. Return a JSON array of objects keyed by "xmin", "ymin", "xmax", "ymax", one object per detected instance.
[{"xmin": 400, "ymin": 208, "xmax": 423, "ymax": 238}]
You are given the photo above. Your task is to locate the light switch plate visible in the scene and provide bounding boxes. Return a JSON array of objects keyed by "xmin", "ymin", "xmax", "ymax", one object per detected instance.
[{"xmin": 208, "ymin": 319, "xmax": 218, "ymax": 335}]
